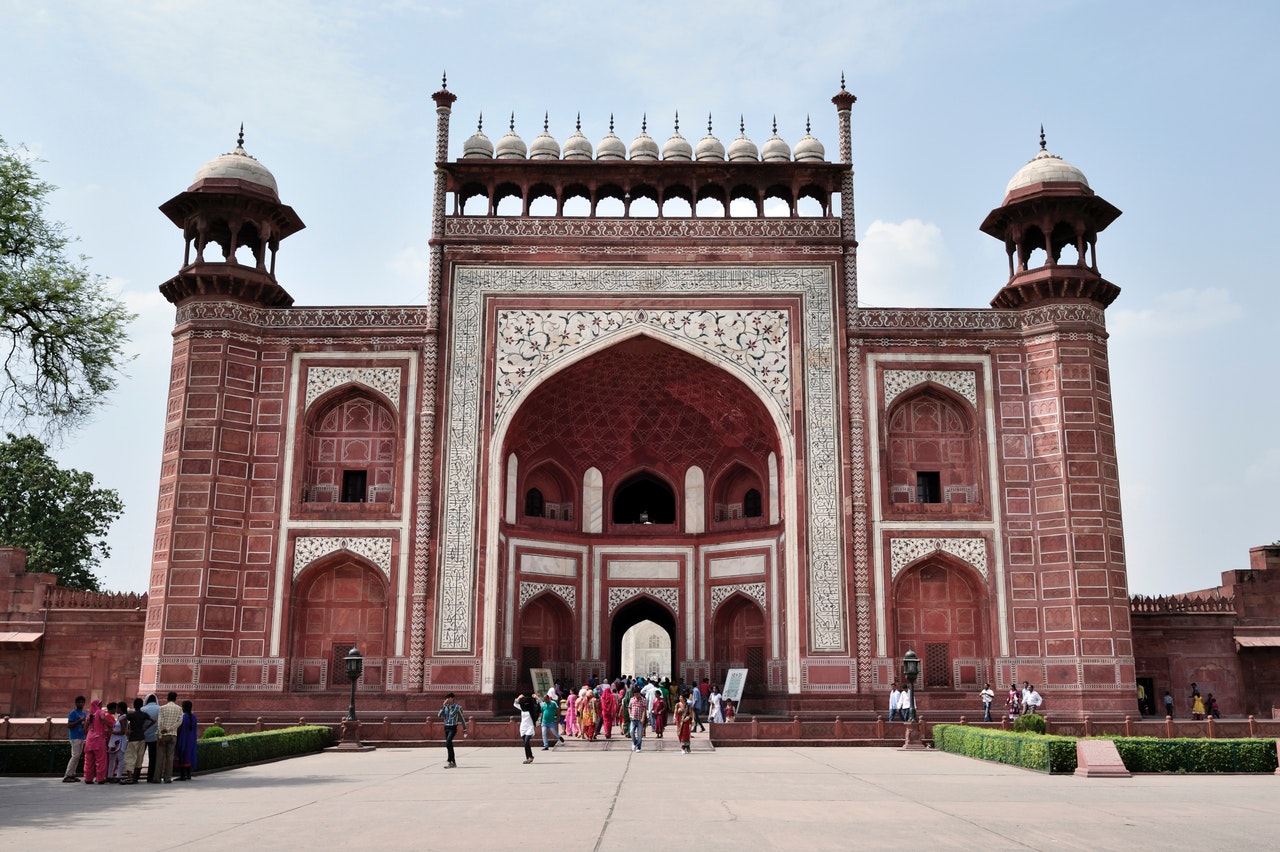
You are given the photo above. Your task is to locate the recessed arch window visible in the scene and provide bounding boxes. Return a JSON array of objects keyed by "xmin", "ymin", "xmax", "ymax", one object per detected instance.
[
  {"xmin": 303, "ymin": 391, "xmax": 397, "ymax": 505},
  {"xmin": 885, "ymin": 388, "xmax": 980, "ymax": 510},
  {"xmin": 743, "ymin": 488, "xmax": 762, "ymax": 518},
  {"xmin": 524, "ymin": 488, "xmax": 545, "ymax": 518},
  {"xmin": 612, "ymin": 471, "xmax": 676, "ymax": 525}
]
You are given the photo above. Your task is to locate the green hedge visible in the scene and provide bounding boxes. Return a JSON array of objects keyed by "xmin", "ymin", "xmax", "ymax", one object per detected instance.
[
  {"xmin": 1104, "ymin": 736, "xmax": 1278, "ymax": 773},
  {"xmin": 195, "ymin": 725, "xmax": 333, "ymax": 771},
  {"xmin": 0, "ymin": 725, "xmax": 333, "ymax": 776},
  {"xmin": 933, "ymin": 725, "xmax": 1280, "ymax": 774},
  {"xmin": 0, "ymin": 741, "xmax": 75, "ymax": 775},
  {"xmin": 933, "ymin": 724, "xmax": 1077, "ymax": 773}
]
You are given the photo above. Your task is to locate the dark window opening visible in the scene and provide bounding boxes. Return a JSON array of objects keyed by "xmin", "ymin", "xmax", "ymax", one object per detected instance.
[
  {"xmin": 524, "ymin": 488, "xmax": 545, "ymax": 518},
  {"xmin": 743, "ymin": 488, "xmax": 762, "ymax": 518},
  {"xmin": 612, "ymin": 473, "xmax": 676, "ymax": 525},
  {"xmin": 925, "ymin": 642, "xmax": 951, "ymax": 688},
  {"xmin": 341, "ymin": 470, "xmax": 368, "ymax": 503},
  {"xmin": 916, "ymin": 471, "xmax": 941, "ymax": 504}
]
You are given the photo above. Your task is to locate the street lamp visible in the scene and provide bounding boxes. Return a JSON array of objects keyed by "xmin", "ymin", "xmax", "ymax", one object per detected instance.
[
  {"xmin": 902, "ymin": 649, "xmax": 920, "ymax": 723},
  {"xmin": 900, "ymin": 649, "xmax": 926, "ymax": 750},
  {"xmin": 344, "ymin": 647, "xmax": 364, "ymax": 722}
]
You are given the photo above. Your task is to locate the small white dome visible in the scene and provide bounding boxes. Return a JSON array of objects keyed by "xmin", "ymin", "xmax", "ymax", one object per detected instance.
[
  {"xmin": 727, "ymin": 118, "xmax": 760, "ymax": 162},
  {"xmin": 597, "ymin": 115, "xmax": 626, "ymax": 161},
  {"xmin": 695, "ymin": 115, "xmax": 725, "ymax": 161},
  {"xmin": 629, "ymin": 116, "xmax": 659, "ymax": 161},
  {"xmin": 495, "ymin": 114, "xmax": 527, "ymax": 160},
  {"xmin": 191, "ymin": 127, "xmax": 279, "ymax": 195},
  {"xmin": 1005, "ymin": 135, "xmax": 1090, "ymax": 195},
  {"xmin": 662, "ymin": 113, "xmax": 692, "ymax": 161},
  {"xmin": 562, "ymin": 115, "xmax": 593, "ymax": 160},
  {"xmin": 792, "ymin": 117, "xmax": 825, "ymax": 162},
  {"xmin": 462, "ymin": 115, "xmax": 494, "ymax": 159},
  {"xmin": 761, "ymin": 118, "xmax": 790, "ymax": 162},
  {"xmin": 529, "ymin": 114, "xmax": 560, "ymax": 160}
]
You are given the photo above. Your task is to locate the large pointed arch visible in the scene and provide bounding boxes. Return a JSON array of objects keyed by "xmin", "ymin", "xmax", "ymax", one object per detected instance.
[
  {"xmin": 289, "ymin": 552, "xmax": 389, "ymax": 691},
  {"xmin": 481, "ymin": 326, "xmax": 803, "ymax": 693}
]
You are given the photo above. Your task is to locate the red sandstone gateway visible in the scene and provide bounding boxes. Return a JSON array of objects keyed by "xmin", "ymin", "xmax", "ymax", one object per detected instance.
[{"xmin": 5, "ymin": 80, "xmax": 1274, "ymax": 724}]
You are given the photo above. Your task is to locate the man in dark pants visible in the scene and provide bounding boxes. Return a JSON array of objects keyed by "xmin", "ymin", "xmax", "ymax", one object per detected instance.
[
  {"xmin": 437, "ymin": 692, "xmax": 467, "ymax": 768},
  {"xmin": 142, "ymin": 694, "xmax": 161, "ymax": 782}
]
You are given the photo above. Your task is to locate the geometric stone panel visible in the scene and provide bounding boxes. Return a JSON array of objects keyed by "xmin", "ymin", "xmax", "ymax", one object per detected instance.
[
  {"xmin": 889, "ymin": 537, "xmax": 988, "ymax": 579},
  {"xmin": 293, "ymin": 536, "xmax": 394, "ymax": 580}
]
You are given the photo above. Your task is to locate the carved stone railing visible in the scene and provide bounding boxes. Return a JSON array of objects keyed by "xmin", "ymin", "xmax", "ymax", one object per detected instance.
[
  {"xmin": 45, "ymin": 587, "xmax": 148, "ymax": 610},
  {"xmin": 1130, "ymin": 593, "xmax": 1235, "ymax": 614}
]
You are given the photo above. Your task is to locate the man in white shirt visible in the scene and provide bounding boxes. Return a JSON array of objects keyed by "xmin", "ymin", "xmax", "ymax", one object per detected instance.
[
  {"xmin": 888, "ymin": 683, "xmax": 901, "ymax": 722},
  {"xmin": 897, "ymin": 685, "xmax": 915, "ymax": 722},
  {"xmin": 1025, "ymin": 685, "xmax": 1043, "ymax": 715},
  {"xmin": 1021, "ymin": 681, "xmax": 1032, "ymax": 713}
]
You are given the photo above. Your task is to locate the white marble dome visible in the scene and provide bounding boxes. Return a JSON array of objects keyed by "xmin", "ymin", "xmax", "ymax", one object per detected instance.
[
  {"xmin": 727, "ymin": 119, "xmax": 760, "ymax": 162},
  {"xmin": 761, "ymin": 118, "xmax": 790, "ymax": 162},
  {"xmin": 661, "ymin": 114, "xmax": 693, "ymax": 161},
  {"xmin": 191, "ymin": 130, "xmax": 279, "ymax": 195},
  {"xmin": 529, "ymin": 115, "xmax": 561, "ymax": 160},
  {"xmin": 562, "ymin": 115, "xmax": 593, "ymax": 160},
  {"xmin": 792, "ymin": 118, "xmax": 825, "ymax": 162},
  {"xmin": 597, "ymin": 116, "xmax": 626, "ymax": 161},
  {"xmin": 694, "ymin": 116, "xmax": 725, "ymax": 161},
  {"xmin": 1005, "ymin": 146, "xmax": 1090, "ymax": 196},
  {"xmin": 495, "ymin": 115, "xmax": 528, "ymax": 159},
  {"xmin": 629, "ymin": 117, "xmax": 660, "ymax": 161},
  {"xmin": 462, "ymin": 115, "xmax": 495, "ymax": 159}
]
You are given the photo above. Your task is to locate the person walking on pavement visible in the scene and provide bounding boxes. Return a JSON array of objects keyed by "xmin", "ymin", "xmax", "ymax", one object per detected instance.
[{"xmin": 437, "ymin": 692, "xmax": 467, "ymax": 768}]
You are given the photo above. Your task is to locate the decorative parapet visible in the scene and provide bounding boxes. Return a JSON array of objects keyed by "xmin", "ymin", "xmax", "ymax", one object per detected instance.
[
  {"xmin": 1130, "ymin": 593, "xmax": 1235, "ymax": 614},
  {"xmin": 45, "ymin": 588, "xmax": 148, "ymax": 610}
]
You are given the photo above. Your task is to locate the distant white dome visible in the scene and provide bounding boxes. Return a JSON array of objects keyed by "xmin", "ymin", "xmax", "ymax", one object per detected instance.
[
  {"xmin": 629, "ymin": 117, "xmax": 660, "ymax": 161},
  {"xmin": 462, "ymin": 115, "xmax": 494, "ymax": 159},
  {"xmin": 760, "ymin": 118, "xmax": 790, "ymax": 163},
  {"xmin": 662, "ymin": 114, "xmax": 692, "ymax": 162},
  {"xmin": 1005, "ymin": 141, "xmax": 1090, "ymax": 196},
  {"xmin": 792, "ymin": 117, "xmax": 825, "ymax": 162},
  {"xmin": 529, "ymin": 114, "xmax": 560, "ymax": 160},
  {"xmin": 495, "ymin": 114, "xmax": 527, "ymax": 159},
  {"xmin": 597, "ymin": 115, "xmax": 626, "ymax": 161},
  {"xmin": 727, "ymin": 118, "xmax": 760, "ymax": 162},
  {"xmin": 191, "ymin": 128, "xmax": 278, "ymax": 195},
  {"xmin": 694, "ymin": 116, "xmax": 725, "ymax": 161},
  {"xmin": 562, "ymin": 115, "xmax": 593, "ymax": 160}
]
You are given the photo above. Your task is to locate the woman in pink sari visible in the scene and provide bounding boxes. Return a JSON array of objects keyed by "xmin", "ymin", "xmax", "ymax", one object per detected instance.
[{"xmin": 565, "ymin": 691, "xmax": 579, "ymax": 737}]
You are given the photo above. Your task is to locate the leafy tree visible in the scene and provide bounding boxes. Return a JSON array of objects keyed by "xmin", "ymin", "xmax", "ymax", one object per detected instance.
[
  {"xmin": 1, "ymin": 135, "xmax": 134, "ymax": 438},
  {"xmin": 0, "ymin": 433, "xmax": 123, "ymax": 591}
]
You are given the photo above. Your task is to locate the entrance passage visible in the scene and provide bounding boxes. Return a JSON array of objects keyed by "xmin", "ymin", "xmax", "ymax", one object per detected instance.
[{"xmin": 609, "ymin": 597, "xmax": 677, "ymax": 681}]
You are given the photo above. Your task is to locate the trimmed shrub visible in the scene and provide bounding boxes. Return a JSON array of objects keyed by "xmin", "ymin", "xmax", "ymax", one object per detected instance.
[
  {"xmin": 1011, "ymin": 713, "xmax": 1046, "ymax": 734},
  {"xmin": 1104, "ymin": 736, "xmax": 1279, "ymax": 773},
  {"xmin": 0, "ymin": 741, "xmax": 74, "ymax": 775},
  {"xmin": 200, "ymin": 725, "xmax": 227, "ymax": 739},
  {"xmin": 933, "ymin": 724, "xmax": 1077, "ymax": 773},
  {"xmin": 195, "ymin": 725, "xmax": 333, "ymax": 772}
]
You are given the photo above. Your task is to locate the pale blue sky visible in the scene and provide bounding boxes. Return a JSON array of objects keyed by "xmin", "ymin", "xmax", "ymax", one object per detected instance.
[{"xmin": 2, "ymin": 1, "xmax": 1276, "ymax": 595}]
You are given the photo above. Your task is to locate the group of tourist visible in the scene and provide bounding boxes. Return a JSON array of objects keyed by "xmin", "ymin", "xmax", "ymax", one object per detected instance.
[
  {"xmin": 439, "ymin": 675, "xmax": 734, "ymax": 768},
  {"xmin": 64, "ymin": 692, "xmax": 198, "ymax": 784}
]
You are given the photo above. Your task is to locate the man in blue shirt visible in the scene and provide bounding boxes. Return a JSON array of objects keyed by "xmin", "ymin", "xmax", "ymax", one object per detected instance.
[
  {"xmin": 63, "ymin": 696, "xmax": 87, "ymax": 782},
  {"xmin": 436, "ymin": 693, "xmax": 467, "ymax": 768},
  {"xmin": 142, "ymin": 694, "xmax": 161, "ymax": 783}
]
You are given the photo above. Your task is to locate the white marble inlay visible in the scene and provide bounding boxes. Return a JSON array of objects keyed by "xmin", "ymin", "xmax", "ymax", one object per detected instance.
[
  {"xmin": 607, "ymin": 560, "xmax": 681, "ymax": 580},
  {"xmin": 889, "ymin": 537, "xmax": 988, "ymax": 579},
  {"xmin": 710, "ymin": 582, "xmax": 767, "ymax": 614},
  {"xmin": 708, "ymin": 554, "xmax": 767, "ymax": 578},
  {"xmin": 520, "ymin": 553, "xmax": 579, "ymax": 577},
  {"xmin": 305, "ymin": 366, "xmax": 402, "ymax": 411},
  {"xmin": 883, "ymin": 369, "xmax": 977, "ymax": 409},
  {"xmin": 292, "ymin": 536, "xmax": 393, "ymax": 579},
  {"xmin": 608, "ymin": 586, "xmax": 680, "ymax": 615},
  {"xmin": 519, "ymin": 581, "xmax": 576, "ymax": 612}
]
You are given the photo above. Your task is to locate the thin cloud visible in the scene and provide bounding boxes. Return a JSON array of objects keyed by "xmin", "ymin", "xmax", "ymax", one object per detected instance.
[
  {"xmin": 857, "ymin": 218, "xmax": 950, "ymax": 307},
  {"xmin": 1110, "ymin": 287, "xmax": 1243, "ymax": 337}
]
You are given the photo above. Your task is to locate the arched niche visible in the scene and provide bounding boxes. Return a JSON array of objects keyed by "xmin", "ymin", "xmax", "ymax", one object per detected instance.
[
  {"xmin": 711, "ymin": 593, "xmax": 766, "ymax": 690},
  {"xmin": 290, "ymin": 556, "xmax": 388, "ymax": 690},
  {"xmin": 610, "ymin": 596, "xmax": 677, "ymax": 681},
  {"xmin": 519, "ymin": 592, "xmax": 574, "ymax": 680},
  {"xmin": 710, "ymin": 459, "xmax": 767, "ymax": 526},
  {"xmin": 520, "ymin": 459, "xmax": 576, "ymax": 524},
  {"xmin": 612, "ymin": 470, "xmax": 677, "ymax": 527},
  {"xmin": 892, "ymin": 558, "xmax": 990, "ymax": 690},
  {"xmin": 885, "ymin": 386, "xmax": 981, "ymax": 512},
  {"xmin": 302, "ymin": 389, "xmax": 399, "ymax": 506}
]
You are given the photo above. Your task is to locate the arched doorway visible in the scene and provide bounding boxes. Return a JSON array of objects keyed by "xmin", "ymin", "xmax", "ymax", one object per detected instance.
[
  {"xmin": 609, "ymin": 596, "xmax": 677, "ymax": 681},
  {"xmin": 893, "ymin": 559, "xmax": 989, "ymax": 689},
  {"xmin": 712, "ymin": 594, "xmax": 766, "ymax": 691},
  {"xmin": 518, "ymin": 593, "xmax": 573, "ymax": 683},
  {"xmin": 290, "ymin": 557, "xmax": 388, "ymax": 690}
]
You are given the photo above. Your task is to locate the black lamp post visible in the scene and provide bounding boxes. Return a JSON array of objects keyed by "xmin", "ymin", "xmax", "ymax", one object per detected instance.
[
  {"xmin": 902, "ymin": 649, "xmax": 920, "ymax": 723},
  {"xmin": 344, "ymin": 647, "xmax": 364, "ymax": 722}
]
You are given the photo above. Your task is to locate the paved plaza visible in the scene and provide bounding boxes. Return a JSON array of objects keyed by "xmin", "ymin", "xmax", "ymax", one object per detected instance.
[{"xmin": 3, "ymin": 740, "xmax": 1278, "ymax": 850}]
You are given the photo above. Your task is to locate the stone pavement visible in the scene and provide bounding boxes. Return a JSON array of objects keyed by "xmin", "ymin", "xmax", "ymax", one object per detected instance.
[{"xmin": 3, "ymin": 738, "xmax": 1278, "ymax": 850}]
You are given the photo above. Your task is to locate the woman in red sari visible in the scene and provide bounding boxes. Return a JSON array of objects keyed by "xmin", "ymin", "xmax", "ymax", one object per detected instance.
[
  {"xmin": 651, "ymin": 691, "xmax": 667, "ymax": 738},
  {"xmin": 599, "ymin": 685, "xmax": 618, "ymax": 739},
  {"xmin": 676, "ymin": 698, "xmax": 693, "ymax": 753}
]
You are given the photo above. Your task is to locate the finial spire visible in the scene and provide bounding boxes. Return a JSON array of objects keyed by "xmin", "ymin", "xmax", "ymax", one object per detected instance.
[
  {"xmin": 674, "ymin": 110, "xmax": 680, "ymax": 134},
  {"xmin": 806, "ymin": 115, "xmax": 811, "ymax": 134},
  {"xmin": 442, "ymin": 70, "xmax": 448, "ymax": 90},
  {"xmin": 772, "ymin": 115, "xmax": 778, "ymax": 135},
  {"xmin": 841, "ymin": 71, "xmax": 847, "ymax": 91},
  {"xmin": 509, "ymin": 112, "xmax": 515, "ymax": 132},
  {"xmin": 543, "ymin": 112, "xmax": 549, "ymax": 133},
  {"xmin": 1039, "ymin": 124, "xmax": 1046, "ymax": 150},
  {"xmin": 707, "ymin": 113, "xmax": 713, "ymax": 135},
  {"xmin": 642, "ymin": 113, "xmax": 648, "ymax": 134},
  {"xmin": 739, "ymin": 115, "xmax": 745, "ymax": 135},
  {"xmin": 576, "ymin": 112, "xmax": 582, "ymax": 132},
  {"xmin": 477, "ymin": 113, "xmax": 483, "ymax": 133},
  {"xmin": 237, "ymin": 123, "xmax": 244, "ymax": 149}
]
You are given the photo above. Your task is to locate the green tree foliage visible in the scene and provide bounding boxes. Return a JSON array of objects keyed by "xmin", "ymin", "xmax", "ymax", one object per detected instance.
[
  {"xmin": 0, "ymin": 433, "xmax": 123, "ymax": 591},
  {"xmin": 0, "ymin": 135, "xmax": 134, "ymax": 438}
]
